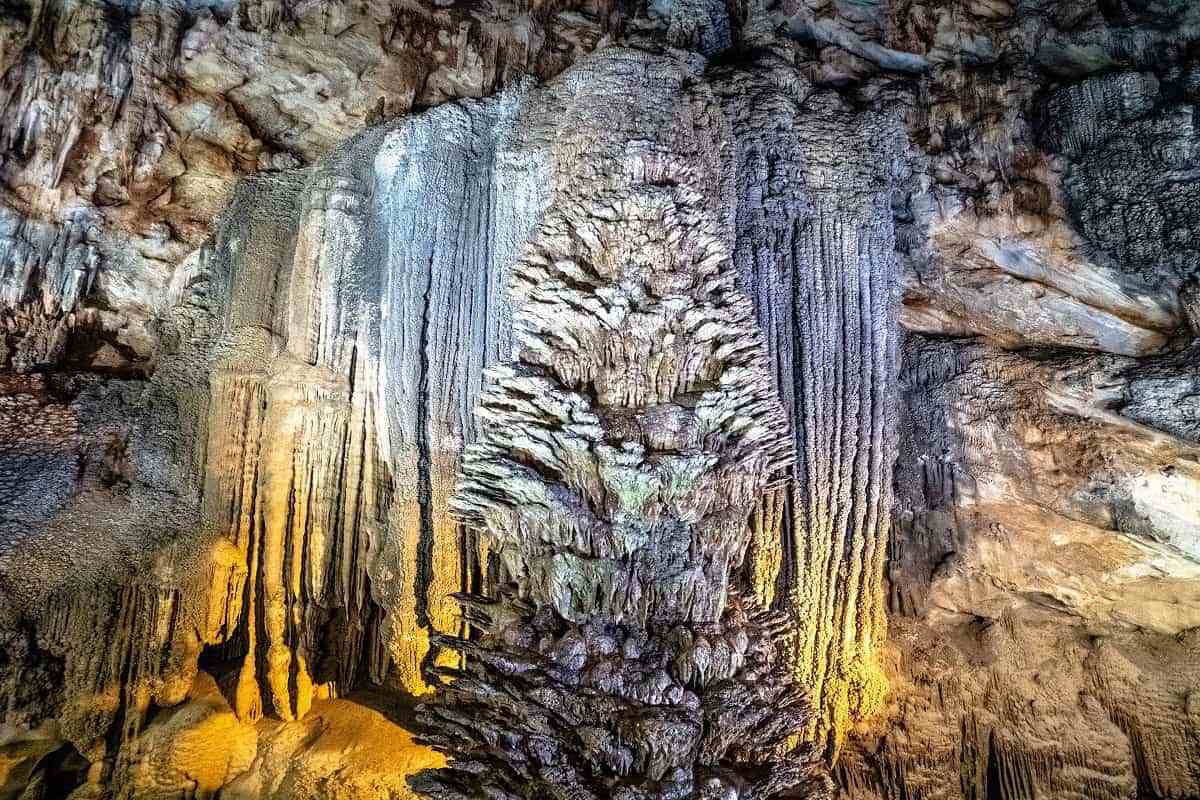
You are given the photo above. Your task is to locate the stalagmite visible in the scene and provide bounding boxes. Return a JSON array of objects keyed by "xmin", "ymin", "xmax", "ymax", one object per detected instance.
[{"xmin": 411, "ymin": 44, "xmax": 831, "ymax": 800}]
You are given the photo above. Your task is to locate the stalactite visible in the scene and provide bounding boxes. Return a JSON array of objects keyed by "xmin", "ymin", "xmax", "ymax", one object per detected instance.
[
  {"xmin": 371, "ymin": 92, "xmax": 550, "ymax": 693},
  {"xmin": 200, "ymin": 168, "xmax": 394, "ymax": 721},
  {"xmin": 411, "ymin": 44, "xmax": 831, "ymax": 800},
  {"xmin": 715, "ymin": 55, "xmax": 909, "ymax": 748}
]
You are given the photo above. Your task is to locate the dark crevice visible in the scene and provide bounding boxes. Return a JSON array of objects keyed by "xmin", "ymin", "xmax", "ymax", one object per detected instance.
[{"xmin": 414, "ymin": 252, "xmax": 436, "ymax": 632}]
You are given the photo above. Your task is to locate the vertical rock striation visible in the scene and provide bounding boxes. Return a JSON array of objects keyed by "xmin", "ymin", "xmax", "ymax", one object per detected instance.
[
  {"xmin": 371, "ymin": 91, "xmax": 550, "ymax": 692},
  {"xmin": 142, "ymin": 87, "xmax": 551, "ymax": 728},
  {"xmin": 411, "ymin": 45, "xmax": 830, "ymax": 800},
  {"xmin": 716, "ymin": 55, "xmax": 910, "ymax": 747},
  {"xmin": 195, "ymin": 162, "xmax": 393, "ymax": 723}
]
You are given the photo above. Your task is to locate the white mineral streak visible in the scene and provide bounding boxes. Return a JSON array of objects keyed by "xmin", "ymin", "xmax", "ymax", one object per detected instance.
[{"xmin": 371, "ymin": 87, "xmax": 551, "ymax": 691}]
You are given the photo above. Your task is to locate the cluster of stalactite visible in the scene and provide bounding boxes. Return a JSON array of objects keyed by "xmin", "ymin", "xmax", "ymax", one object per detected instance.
[
  {"xmin": 415, "ymin": 589, "xmax": 829, "ymax": 800},
  {"xmin": 411, "ymin": 44, "xmax": 831, "ymax": 800},
  {"xmin": 198, "ymin": 166, "xmax": 392, "ymax": 722},
  {"xmin": 714, "ymin": 56, "xmax": 909, "ymax": 749},
  {"xmin": 1, "ymin": 12, "xmax": 912, "ymax": 795}
]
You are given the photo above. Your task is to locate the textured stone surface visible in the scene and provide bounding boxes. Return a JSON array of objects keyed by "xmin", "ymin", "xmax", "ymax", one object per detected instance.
[
  {"xmin": 0, "ymin": 0, "xmax": 1197, "ymax": 798},
  {"xmin": 890, "ymin": 337, "xmax": 1200, "ymax": 632},
  {"xmin": 839, "ymin": 617, "xmax": 1200, "ymax": 800},
  {"xmin": 715, "ymin": 51, "xmax": 909, "ymax": 748},
  {"xmin": 0, "ymin": 0, "xmax": 610, "ymax": 374},
  {"xmin": 836, "ymin": 0, "xmax": 1200, "ymax": 795},
  {"xmin": 413, "ymin": 43, "xmax": 830, "ymax": 799}
]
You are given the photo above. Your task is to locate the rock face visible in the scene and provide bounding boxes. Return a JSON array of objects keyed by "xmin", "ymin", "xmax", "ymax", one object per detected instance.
[
  {"xmin": 0, "ymin": 0, "xmax": 1197, "ymax": 799},
  {"xmin": 835, "ymin": 2, "xmax": 1200, "ymax": 797},
  {"xmin": 0, "ymin": 0, "xmax": 610, "ymax": 374}
]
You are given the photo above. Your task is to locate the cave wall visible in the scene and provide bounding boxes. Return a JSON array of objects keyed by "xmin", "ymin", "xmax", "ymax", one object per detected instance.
[
  {"xmin": 0, "ymin": 0, "xmax": 1198, "ymax": 798},
  {"xmin": 838, "ymin": 1, "xmax": 1200, "ymax": 797}
]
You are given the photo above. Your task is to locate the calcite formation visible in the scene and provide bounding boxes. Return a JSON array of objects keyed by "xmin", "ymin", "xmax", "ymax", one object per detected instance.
[
  {"xmin": 0, "ymin": 0, "xmax": 1197, "ymax": 799},
  {"xmin": 412, "ymin": 44, "xmax": 829, "ymax": 799},
  {"xmin": 715, "ymin": 55, "xmax": 910, "ymax": 749}
]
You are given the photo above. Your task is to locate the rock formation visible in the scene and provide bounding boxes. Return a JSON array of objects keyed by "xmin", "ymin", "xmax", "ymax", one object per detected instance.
[
  {"xmin": 0, "ymin": 0, "xmax": 1196, "ymax": 798},
  {"xmin": 715, "ymin": 54, "xmax": 910, "ymax": 750},
  {"xmin": 410, "ymin": 43, "xmax": 829, "ymax": 799}
]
